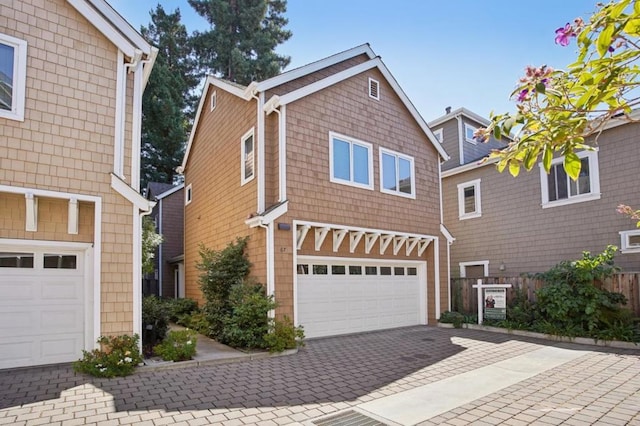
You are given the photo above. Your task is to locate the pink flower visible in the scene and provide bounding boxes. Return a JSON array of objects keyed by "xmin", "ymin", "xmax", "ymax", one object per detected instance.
[{"xmin": 555, "ymin": 23, "xmax": 575, "ymax": 46}]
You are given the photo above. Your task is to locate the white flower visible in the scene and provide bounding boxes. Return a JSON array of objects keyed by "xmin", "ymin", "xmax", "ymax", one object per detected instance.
[
  {"xmin": 186, "ymin": 340, "xmax": 192, "ymax": 345},
  {"xmin": 99, "ymin": 367, "xmax": 107, "ymax": 372},
  {"xmin": 124, "ymin": 356, "xmax": 133, "ymax": 363}
]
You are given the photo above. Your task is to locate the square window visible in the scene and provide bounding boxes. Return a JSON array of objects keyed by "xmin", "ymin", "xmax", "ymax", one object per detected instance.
[
  {"xmin": 297, "ymin": 264, "xmax": 309, "ymax": 274},
  {"xmin": 380, "ymin": 148, "xmax": 415, "ymax": 198},
  {"xmin": 241, "ymin": 129, "xmax": 255, "ymax": 185},
  {"xmin": 394, "ymin": 267, "xmax": 405, "ymax": 275},
  {"xmin": 312, "ymin": 265, "xmax": 328, "ymax": 275},
  {"xmin": 329, "ymin": 132, "xmax": 373, "ymax": 190},
  {"xmin": 0, "ymin": 33, "xmax": 27, "ymax": 121},
  {"xmin": 365, "ymin": 266, "xmax": 377, "ymax": 275},
  {"xmin": 407, "ymin": 267, "xmax": 417, "ymax": 276},
  {"xmin": 457, "ymin": 179, "xmax": 481, "ymax": 220},
  {"xmin": 349, "ymin": 265, "xmax": 362, "ymax": 275},
  {"xmin": 464, "ymin": 123, "xmax": 478, "ymax": 144},
  {"xmin": 380, "ymin": 266, "xmax": 392, "ymax": 276},
  {"xmin": 540, "ymin": 150, "xmax": 600, "ymax": 208},
  {"xmin": 332, "ymin": 265, "xmax": 346, "ymax": 275}
]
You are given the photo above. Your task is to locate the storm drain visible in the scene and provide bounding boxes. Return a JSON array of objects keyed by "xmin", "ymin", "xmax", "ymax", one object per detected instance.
[{"xmin": 312, "ymin": 409, "xmax": 389, "ymax": 426}]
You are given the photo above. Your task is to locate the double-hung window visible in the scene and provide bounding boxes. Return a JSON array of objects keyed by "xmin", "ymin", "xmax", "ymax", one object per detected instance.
[
  {"xmin": 539, "ymin": 150, "xmax": 600, "ymax": 208},
  {"xmin": 457, "ymin": 179, "xmax": 481, "ymax": 219},
  {"xmin": 380, "ymin": 148, "xmax": 415, "ymax": 198},
  {"xmin": 241, "ymin": 128, "xmax": 255, "ymax": 185},
  {"xmin": 0, "ymin": 33, "xmax": 27, "ymax": 121},
  {"xmin": 329, "ymin": 132, "xmax": 373, "ymax": 190}
]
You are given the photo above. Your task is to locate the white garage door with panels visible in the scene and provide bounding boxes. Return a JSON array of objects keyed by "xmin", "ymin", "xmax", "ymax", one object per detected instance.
[
  {"xmin": 296, "ymin": 257, "xmax": 426, "ymax": 338},
  {"xmin": 0, "ymin": 241, "xmax": 92, "ymax": 369}
]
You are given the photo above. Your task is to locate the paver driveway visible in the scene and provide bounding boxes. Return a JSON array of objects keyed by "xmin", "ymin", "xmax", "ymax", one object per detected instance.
[{"xmin": 0, "ymin": 326, "xmax": 638, "ymax": 425}]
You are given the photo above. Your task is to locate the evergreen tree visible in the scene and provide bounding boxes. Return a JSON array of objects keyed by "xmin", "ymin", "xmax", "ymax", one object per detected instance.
[
  {"xmin": 140, "ymin": 5, "xmax": 199, "ymax": 188},
  {"xmin": 188, "ymin": 0, "xmax": 292, "ymax": 85}
]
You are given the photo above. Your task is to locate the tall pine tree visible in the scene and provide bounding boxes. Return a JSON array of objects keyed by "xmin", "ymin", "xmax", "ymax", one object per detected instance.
[
  {"xmin": 140, "ymin": 5, "xmax": 199, "ymax": 188},
  {"xmin": 188, "ymin": 0, "xmax": 292, "ymax": 85}
]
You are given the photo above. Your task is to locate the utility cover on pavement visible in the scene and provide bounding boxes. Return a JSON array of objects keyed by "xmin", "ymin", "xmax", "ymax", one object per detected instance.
[{"xmin": 312, "ymin": 409, "xmax": 389, "ymax": 426}]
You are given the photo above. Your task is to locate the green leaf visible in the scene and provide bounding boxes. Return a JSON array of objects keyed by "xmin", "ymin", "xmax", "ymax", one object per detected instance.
[
  {"xmin": 493, "ymin": 125, "xmax": 501, "ymax": 140},
  {"xmin": 535, "ymin": 82, "xmax": 546, "ymax": 94},
  {"xmin": 597, "ymin": 24, "xmax": 615, "ymax": 57},
  {"xmin": 508, "ymin": 161, "xmax": 520, "ymax": 177},
  {"xmin": 542, "ymin": 147, "xmax": 553, "ymax": 172},
  {"xmin": 564, "ymin": 152, "xmax": 582, "ymax": 180},
  {"xmin": 497, "ymin": 160, "xmax": 507, "ymax": 173},
  {"xmin": 610, "ymin": 0, "xmax": 630, "ymax": 19}
]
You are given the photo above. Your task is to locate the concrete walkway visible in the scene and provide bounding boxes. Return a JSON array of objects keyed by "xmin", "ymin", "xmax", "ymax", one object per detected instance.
[{"xmin": 0, "ymin": 326, "xmax": 638, "ymax": 425}]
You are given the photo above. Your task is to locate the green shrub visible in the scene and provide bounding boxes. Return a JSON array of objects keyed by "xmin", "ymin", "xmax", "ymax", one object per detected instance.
[
  {"xmin": 534, "ymin": 245, "xmax": 634, "ymax": 338},
  {"xmin": 165, "ymin": 298, "xmax": 199, "ymax": 323},
  {"xmin": 197, "ymin": 238, "xmax": 251, "ymax": 339},
  {"xmin": 220, "ymin": 283, "xmax": 277, "ymax": 349},
  {"xmin": 264, "ymin": 316, "xmax": 305, "ymax": 353},
  {"xmin": 142, "ymin": 296, "xmax": 170, "ymax": 355},
  {"xmin": 153, "ymin": 329, "xmax": 198, "ymax": 361},
  {"xmin": 73, "ymin": 335, "xmax": 142, "ymax": 378},
  {"xmin": 439, "ymin": 311, "xmax": 465, "ymax": 328}
]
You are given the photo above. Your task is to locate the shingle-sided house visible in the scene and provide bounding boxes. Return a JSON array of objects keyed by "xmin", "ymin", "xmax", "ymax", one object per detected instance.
[
  {"xmin": 438, "ymin": 108, "xmax": 640, "ymax": 278},
  {"xmin": 143, "ymin": 182, "xmax": 185, "ymax": 298},
  {"xmin": 0, "ymin": 0, "xmax": 157, "ymax": 369},
  {"xmin": 179, "ymin": 44, "xmax": 452, "ymax": 338}
]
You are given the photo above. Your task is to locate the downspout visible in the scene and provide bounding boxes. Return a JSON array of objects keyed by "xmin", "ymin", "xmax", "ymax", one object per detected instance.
[
  {"xmin": 438, "ymin": 160, "xmax": 451, "ymax": 311},
  {"xmin": 258, "ymin": 222, "xmax": 275, "ymax": 314},
  {"xmin": 114, "ymin": 50, "xmax": 125, "ymax": 178},
  {"xmin": 254, "ymin": 92, "xmax": 265, "ymax": 213},
  {"xmin": 267, "ymin": 104, "xmax": 287, "ymax": 202},
  {"xmin": 158, "ymin": 198, "xmax": 163, "ymax": 298},
  {"xmin": 136, "ymin": 205, "xmax": 154, "ymax": 352},
  {"xmin": 456, "ymin": 114, "xmax": 464, "ymax": 165},
  {"xmin": 129, "ymin": 51, "xmax": 145, "ymax": 191}
]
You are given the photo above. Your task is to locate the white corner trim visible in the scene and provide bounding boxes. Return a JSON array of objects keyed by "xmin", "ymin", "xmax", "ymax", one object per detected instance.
[
  {"xmin": 279, "ymin": 105, "xmax": 287, "ymax": 202},
  {"xmin": 257, "ymin": 93, "xmax": 265, "ymax": 213},
  {"xmin": 110, "ymin": 173, "xmax": 154, "ymax": 212},
  {"xmin": 113, "ymin": 50, "xmax": 125, "ymax": 178},
  {"xmin": 130, "ymin": 59, "xmax": 144, "ymax": 191}
]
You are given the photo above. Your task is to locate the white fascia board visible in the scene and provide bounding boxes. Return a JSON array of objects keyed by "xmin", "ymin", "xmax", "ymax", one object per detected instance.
[
  {"xmin": 85, "ymin": 0, "xmax": 153, "ymax": 55},
  {"xmin": 441, "ymin": 156, "xmax": 497, "ymax": 178},
  {"xmin": 142, "ymin": 47, "xmax": 159, "ymax": 88},
  {"xmin": 66, "ymin": 0, "xmax": 137, "ymax": 58},
  {"xmin": 373, "ymin": 59, "xmax": 450, "ymax": 160},
  {"xmin": 245, "ymin": 201, "xmax": 289, "ymax": 228},
  {"xmin": 155, "ymin": 183, "xmax": 184, "ymax": 200},
  {"xmin": 296, "ymin": 220, "xmax": 438, "ymax": 241},
  {"xmin": 179, "ymin": 77, "xmax": 253, "ymax": 173},
  {"xmin": 0, "ymin": 184, "xmax": 101, "ymax": 203},
  {"xmin": 278, "ymin": 59, "xmax": 380, "ymax": 106},
  {"xmin": 111, "ymin": 173, "xmax": 155, "ymax": 212},
  {"xmin": 429, "ymin": 107, "xmax": 491, "ymax": 128},
  {"xmin": 440, "ymin": 224, "xmax": 455, "ymax": 244},
  {"xmin": 256, "ymin": 44, "xmax": 376, "ymax": 92}
]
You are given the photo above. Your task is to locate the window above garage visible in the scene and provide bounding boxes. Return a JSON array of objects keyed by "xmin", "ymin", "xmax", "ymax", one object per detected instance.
[
  {"xmin": 0, "ymin": 32, "xmax": 28, "ymax": 121},
  {"xmin": 329, "ymin": 132, "xmax": 373, "ymax": 190}
]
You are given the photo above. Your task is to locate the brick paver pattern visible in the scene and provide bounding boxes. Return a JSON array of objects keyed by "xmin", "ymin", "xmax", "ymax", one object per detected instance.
[{"xmin": 0, "ymin": 327, "xmax": 638, "ymax": 426}]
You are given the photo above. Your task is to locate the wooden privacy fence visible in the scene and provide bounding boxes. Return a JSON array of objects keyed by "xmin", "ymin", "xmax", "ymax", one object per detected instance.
[{"xmin": 451, "ymin": 273, "xmax": 640, "ymax": 317}]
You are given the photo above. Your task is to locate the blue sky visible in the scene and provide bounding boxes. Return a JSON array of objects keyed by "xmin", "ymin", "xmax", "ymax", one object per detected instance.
[{"xmin": 108, "ymin": 0, "xmax": 597, "ymax": 121}]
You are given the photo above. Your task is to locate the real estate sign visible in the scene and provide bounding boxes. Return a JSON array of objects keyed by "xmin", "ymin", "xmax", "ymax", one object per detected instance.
[{"xmin": 484, "ymin": 288, "xmax": 506, "ymax": 320}]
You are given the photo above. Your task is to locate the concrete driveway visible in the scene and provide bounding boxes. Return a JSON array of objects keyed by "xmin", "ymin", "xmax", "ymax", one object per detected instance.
[{"xmin": 0, "ymin": 326, "xmax": 638, "ymax": 425}]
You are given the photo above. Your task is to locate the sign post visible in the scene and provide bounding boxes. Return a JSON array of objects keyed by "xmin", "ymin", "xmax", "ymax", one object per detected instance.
[{"xmin": 472, "ymin": 279, "xmax": 512, "ymax": 325}]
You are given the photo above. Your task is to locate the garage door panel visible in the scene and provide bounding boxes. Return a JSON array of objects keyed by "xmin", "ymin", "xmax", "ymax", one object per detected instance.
[
  {"xmin": 0, "ymin": 245, "xmax": 86, "ymax": 369},
  {"xmin": 297, "ymin": 258, "xmax": 424, "ymax": 338}
]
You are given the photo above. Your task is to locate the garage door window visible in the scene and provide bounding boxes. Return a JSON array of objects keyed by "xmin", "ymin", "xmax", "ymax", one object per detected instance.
[
  {"xmin": 297, "ymin": 264, "xmax": 309, "ymax": 274},
  {"xmin": 331, "ymin": 265, "xmax": 346, "ymax": 275},
  {"xmin": 408, "ymin": 267, "xmax": 417, "ymax": 276},
  {"xmin": 0, "ymin": 252, "xmax": 34, "ymax": 268},
  {"xmin": 44, "ymin": 254, "xmax": 77, "ymax": 269},
  {"xmin": 394, "ymin": 267, "xmax": 405, "ymax": 275},
  {"xmin": 313, "ymin": 265, "xmax": 328, "ymax": 275},
  {"xmin": 380, "ymin": 266, "xmax": 392, "ymax": 275},
  {"xmin": 365, "ymin": 266, "xmax": 377, "ymax": 275},
  {"xmin": 349, "ymin": 265, "xmax": 362, "ymax": 275}
]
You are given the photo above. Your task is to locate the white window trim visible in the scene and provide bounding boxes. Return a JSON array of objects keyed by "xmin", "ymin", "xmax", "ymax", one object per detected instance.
[
  {"xmin": 329, "ymin": 131, "xmax": 374, "ymax": 190},
  {"xmin": 0, "ymin": 33, "xmax": 28, "ymax": 122},
  {"xmin": 185, "ymin": 183, "xmax": 192, "ymax": 205},
  {"xmin": 459, "ymin": 260, "xmax": 489, "ymax": 278},
  {"xmin": 539, "ymin": 149, "xmax": 601, "ymax": 209},
  {"xmin": 433, "ymin": 128, "xmax": 443, "ymax": 143},
  {"xmin": 210, "ymin": 90, "xmax": 217, "ymax": 112},
  {"xmin": 620, "ymin": 230, "xmax": 640, "ymax": 253},
  {"xmin": 368, "ymin": 77, "xmax": 379, "ymax": 100},
  {"xmin": 379, "ymin": 147, "xmax": 416, "ymax": 199},
  {"xmin": 457, "ymin": 178, "xmax": 481, "ymax": 220},
  {"xmin": 464, "ymin": 123, "xmax": 477, "ymax": 144},
  {"xmin": 241, "ymin": 127, "xmax": 255, "ymax": 186}
]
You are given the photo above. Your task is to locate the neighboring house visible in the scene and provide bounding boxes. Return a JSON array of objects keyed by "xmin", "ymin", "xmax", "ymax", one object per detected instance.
[
  {"xmin": 438, "ymin": 108, "xmax": 640, "ymax": 278},
  {"xmin": 144, "ymin": 182, "xmax": 184, "ymax": 298},
  {"xmin": 179, "ymin": 44, "xmax": 452, "ymax": 339},
  {"xmin": 0, "ymin": 0, "xmax": 157, "ymax": 369}
]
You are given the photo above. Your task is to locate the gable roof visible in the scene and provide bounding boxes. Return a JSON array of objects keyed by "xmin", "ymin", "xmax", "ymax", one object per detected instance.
[
  {"xmin": 66, "ymin": 0, "xmax": 157, "ymax": 83},
  {"xmin": 145, "ymin": 182, "xmax": 175, "ymax": 200},
  {"xmin": 180, "ymin": 45, "xmax": 448, "ymax": 171},
  {"xmin": 428, "ymin": 107, "xmax": 491, "ymax": 128}
]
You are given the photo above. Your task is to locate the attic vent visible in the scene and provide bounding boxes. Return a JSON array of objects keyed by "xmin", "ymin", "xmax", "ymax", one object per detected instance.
[
  {"xmin": 369, "ymin": 78, "xmax": 379, "ymax": 100},
  {"xmin": 210, "ymin": 90, "xmax": 217, "ymax": 111}
]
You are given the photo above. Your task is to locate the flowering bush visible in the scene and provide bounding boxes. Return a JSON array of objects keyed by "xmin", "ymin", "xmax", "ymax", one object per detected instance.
[
  {"xmin": 153, "ymin": 329, "xmax": 198, "ymax": 361},
  {"xmin": 73, "ymin": 335, "xmax": 142, "ymax": 378},
  {"xmin": 478, "ymin": 0, "xmax": 640, "ymax": 179}
]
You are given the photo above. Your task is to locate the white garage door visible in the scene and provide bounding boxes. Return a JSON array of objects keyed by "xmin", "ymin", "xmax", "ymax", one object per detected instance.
[
  {"xmin": 0, "ymin": 244, "xmax": 87, "ymax": 369},
  {"xmin": 296, "ymin": 257, "xmax": 425, "ymax": 338}
]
